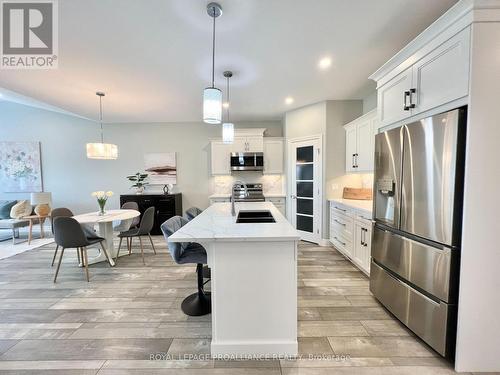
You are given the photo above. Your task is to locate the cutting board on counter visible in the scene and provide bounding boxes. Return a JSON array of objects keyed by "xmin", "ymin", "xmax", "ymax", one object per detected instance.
[{"xmin": 342, "ymin": 187, "xmax": 372, "ymax": 200}]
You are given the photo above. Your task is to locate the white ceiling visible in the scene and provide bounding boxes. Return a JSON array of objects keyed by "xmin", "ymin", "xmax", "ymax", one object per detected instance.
[{"xmin": 0, "ymin": 0, "xmax": 457, "ymax": 123}]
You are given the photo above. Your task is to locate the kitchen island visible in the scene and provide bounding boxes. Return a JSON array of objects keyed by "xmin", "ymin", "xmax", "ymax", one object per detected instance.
[{"xmin": 168, "ymin": 202, "xmax": 300, "ymax": 357}]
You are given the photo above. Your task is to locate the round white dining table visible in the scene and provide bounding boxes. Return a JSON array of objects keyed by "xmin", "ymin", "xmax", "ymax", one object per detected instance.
[{"xmin": 73, "ymin": 209, "xmax": 141, "ymax": 266}]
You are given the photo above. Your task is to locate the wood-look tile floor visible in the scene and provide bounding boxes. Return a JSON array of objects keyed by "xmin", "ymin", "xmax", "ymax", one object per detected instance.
[{"xmin": 0, "ymin": 238, "xmax": 470, "ymax": 374}]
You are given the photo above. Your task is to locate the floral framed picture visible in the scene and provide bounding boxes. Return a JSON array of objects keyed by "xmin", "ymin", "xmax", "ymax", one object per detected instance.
[{"xmin": 0, "ymin": 142, "xmax": 43, "ymax": 193}]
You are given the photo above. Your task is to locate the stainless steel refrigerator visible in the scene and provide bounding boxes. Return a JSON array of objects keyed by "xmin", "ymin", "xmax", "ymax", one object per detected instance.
[{"xmin": 370, "ymin": 107, "xmax": 467, "ymax": 358}]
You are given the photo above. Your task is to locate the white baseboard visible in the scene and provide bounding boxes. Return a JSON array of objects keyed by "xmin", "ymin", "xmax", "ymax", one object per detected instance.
[{"xmin": 318, "ymin": 238, "xmax": 331, "ymax": 247}]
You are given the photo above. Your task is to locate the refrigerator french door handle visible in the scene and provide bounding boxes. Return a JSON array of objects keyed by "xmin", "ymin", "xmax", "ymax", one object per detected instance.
[{"xmin": 403, "ymin": 90, "xmax": 411, "ymax": 111}]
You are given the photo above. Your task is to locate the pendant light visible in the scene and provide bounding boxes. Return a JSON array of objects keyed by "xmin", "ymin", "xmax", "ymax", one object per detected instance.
[
  {"xmin": 203, "ymin": 3, "xmax": 223, "ymax": 124},
  {"xmin": 222, "ymin": 71, "xmax": 234, "ymax": 144},
  {"xmin": 86, "ymin": 92, "xmax": 118, "ymax": 160}
]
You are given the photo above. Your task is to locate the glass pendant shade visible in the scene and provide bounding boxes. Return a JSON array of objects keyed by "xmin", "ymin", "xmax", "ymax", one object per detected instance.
[
  {"xmin": 203, "ymin": 87, "xmax": 222, "ymax": 124},
  {"xmin": 222, "ymin": 122, "xmax": 234, "ymax": 144},
  {"xmin": 86, "ymin": 143, "xmax": 118, "ymax": 160}
]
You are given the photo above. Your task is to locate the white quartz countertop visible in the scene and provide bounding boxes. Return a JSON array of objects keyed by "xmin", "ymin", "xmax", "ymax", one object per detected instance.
[
  {"xmin": 209, "ymin": 193, "xmax": 286, "ymax": 199},
  {"xmin": 169, "ymin": 202, "xmax": 300, "ymax": 243},
  {"xmin": 329, "ymin": 198, "xmax": 373, "ymax": 215}
]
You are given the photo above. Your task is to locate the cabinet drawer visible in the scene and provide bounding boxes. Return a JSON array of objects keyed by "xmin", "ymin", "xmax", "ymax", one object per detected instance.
[
  {"xmin": 330, "ymin": 230, "xmax": 353, "ymax": 256},
  {"xmin": 355, "ymin": 211, "xmax": 373, "ymax": 225},
  {"xmin": 266, "ymin": 197, "xmax": 285, "ymax": 204},
  {"xmin": 210, "ymin": 198, "xmax": 230, "ymax": 205},
  {"xmin": 330, "ymin": 203, "xmax": 353, "ymax": 218},
  {"xmin": 330, "ymin": 215, "xmax": 354, "ymax": 240}
]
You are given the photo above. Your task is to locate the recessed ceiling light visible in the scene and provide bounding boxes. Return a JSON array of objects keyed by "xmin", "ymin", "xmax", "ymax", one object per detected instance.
[
  {"xmin": 318, "ymin": 57, "xmax": 332, "ymax": 70},
  {"xmin": 285, "ymin": 97, "xmax": 294, "ymax": 105},
  {"xmin": 222, "ymin": 101, "xmax": 229, "ymax": 109}
]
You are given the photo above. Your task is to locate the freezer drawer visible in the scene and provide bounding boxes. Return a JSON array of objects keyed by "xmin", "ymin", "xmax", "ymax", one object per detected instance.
[
  {"xmin": 370, "ymin": 261, "xmax": 456, "ymax": 357},
  {"xmin": 372, "ymin": 226, "xmax": 455, "ymax": 302}
]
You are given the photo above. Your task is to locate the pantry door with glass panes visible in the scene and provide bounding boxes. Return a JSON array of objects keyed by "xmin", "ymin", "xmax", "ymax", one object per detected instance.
[{"xmin": 289, "ymin": 137, "xmax": 322, "ymax": 243}]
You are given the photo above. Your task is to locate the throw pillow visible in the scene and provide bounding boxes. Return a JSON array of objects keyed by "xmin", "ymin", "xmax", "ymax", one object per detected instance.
[
  {"xmin": 0, "ymin": 200, "xmax": 17, "ymax": 219},
  {"xmin": 10, "ymin": 200, "xmax": 32, "ymax": 219}
]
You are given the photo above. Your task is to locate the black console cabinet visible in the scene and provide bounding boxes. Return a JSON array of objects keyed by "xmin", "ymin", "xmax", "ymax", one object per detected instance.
[{"xmin": 120, "ymin": 194, "xmax": 182, "ymax": 235}]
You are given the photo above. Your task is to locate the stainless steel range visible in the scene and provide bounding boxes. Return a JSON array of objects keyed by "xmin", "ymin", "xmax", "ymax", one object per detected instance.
[{"xmin": 232, "ymin": 183, "xmax": 265, "ymax": 202}]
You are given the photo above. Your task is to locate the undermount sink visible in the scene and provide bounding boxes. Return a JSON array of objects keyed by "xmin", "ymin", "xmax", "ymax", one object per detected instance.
[{"xmin": 236, "ymin": 210, "xmax": 276, "ymax": 223}]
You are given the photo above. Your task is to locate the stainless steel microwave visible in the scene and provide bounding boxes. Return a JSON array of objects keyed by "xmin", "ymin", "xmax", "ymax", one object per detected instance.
[{"xmin": 230, "ymin": 152, "xmax": 264, "ymax": 171}]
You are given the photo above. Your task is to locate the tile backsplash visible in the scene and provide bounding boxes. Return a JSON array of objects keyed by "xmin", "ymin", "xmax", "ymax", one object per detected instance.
[
  {"xmin": 211, "ymin": 173, "xmax": 285, "ymax": 196},
  {"xmin": 327, "ymin": 173, "xmax": 374, "ymax": 199}
]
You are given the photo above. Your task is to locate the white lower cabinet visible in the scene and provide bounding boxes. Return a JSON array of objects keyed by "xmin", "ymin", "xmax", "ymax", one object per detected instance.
[
  {"xmin": 329, "ymin": 201, "xmax": 372, "ymax": 275},
  {"xmin": 353, "ymin": 219, "xmax": 372, "ymax": 274},
  {"xmin": 266, "ymin": 197, "xmax": 286, "ymax": 216},
  {"xmin": 209, "ymin": 197, "xmax": 230, "ymax": 205}
]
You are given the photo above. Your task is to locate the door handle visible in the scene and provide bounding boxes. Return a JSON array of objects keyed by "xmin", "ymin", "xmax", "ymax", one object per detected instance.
[
  {"xmin": 355, "ymin": 153, "xmax": 359, "ymax": 168},
  {"xmin": 334, "ymin": 206, "xmax": 346, "ymax": 212},
  {"xmin": 403, "ymin": 90, "xmax": 410, "ymax": 111},
  {"xmin": 352, "ymin": 154, "xmax": 355, "ymax": 168},
  {"xmin": 291, "ymin": 194, "xmax": 297, "ymax": 199},
  {"xmin": 360, "ymin": 228, "xmax": 365, "ymax": 246},
  {"xmin": 409, "ymin": 88, "xmax": 416, "ymax": 109}
]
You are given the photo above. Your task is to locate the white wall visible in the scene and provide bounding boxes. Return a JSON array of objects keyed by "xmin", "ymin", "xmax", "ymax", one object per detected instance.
[
  {"xmin": 0, "ymin": 101, "xmax": 282, "ymax": 214},
  {"xmin": 455, "ymin": 21, "xmax": 500, "ymax": 373},
  {"xmin": 362, "ymin": 91, "xmax": 377, "ymax": 114}
]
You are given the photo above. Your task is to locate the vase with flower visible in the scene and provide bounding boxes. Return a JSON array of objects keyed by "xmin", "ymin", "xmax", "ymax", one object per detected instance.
[{"xmin": 92, "ymin": 191, "xmax": 113, "ymax": 215}]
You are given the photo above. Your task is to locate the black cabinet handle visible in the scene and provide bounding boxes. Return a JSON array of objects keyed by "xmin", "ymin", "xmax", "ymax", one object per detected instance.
[
  {"xmin": 334, "ymin": 219, "xmax": 346, "ymax": 226},
  {"xmin": 352, "ymin": 154, "xmax": 355, "ymax": 168},
  {"xmin": 334, "ymin": 236, "xmax": 346, "ymax": 246},
  {"xmin": 409, "ymin": 88, "xmax": 416, "ymax": 109},
  {"xmin": 403, "ymin": 90, "xmax": 410, "ymax": 111},
  {"xmin": 334, "ymin": 206, "xmax": 346, "ymax": 212},
  {"xmin": 355, "ymin": 153, "xmax": 359, "ymax": 168}
]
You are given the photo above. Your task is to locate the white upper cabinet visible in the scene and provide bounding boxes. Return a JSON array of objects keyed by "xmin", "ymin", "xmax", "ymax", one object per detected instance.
[
  {"xmin": 344, "ymin": 110, "xmax": 378, "ymax": 173},
  {"xmin": 245, "ymin": 136, "xmax": 264, "ymax": 152},
  {"xmin": 211, "ymin": 141, "xmax": 231, "ymax": 175},
  {"xmin": 210, "ymin": 129, "xmax": 284, "ymax": 176},
  {"xmin": 356, "ymin": 118, "xmax": 375, "ymax": 171},
  {"xmin": 378, "ymin": 67, "xmax": 413, "ymax": 126},
  {"xmin": 412, "ymin": 27, "xmax": 470, "ymax": 115},
  {"xmin": 230, "ymin": 129, "xmax": 265, "ymax": 152},
  {"xmin": 345, "ymin": 125, "xmax": 357, "ymax": 173},
  {"xmin": 375, "ymin": 27, "xmax": 471, "ymax": 128},
  {"xmin": 231, "ymin": 137, "xmax": 264, "ymax": 152},
  {"xmin": 230, "ymin": 138, "xmax": 247, "ymax": 153},
  {"xmin": 263, "ymin": 138, "xmax": 284, "ymax": 174}
]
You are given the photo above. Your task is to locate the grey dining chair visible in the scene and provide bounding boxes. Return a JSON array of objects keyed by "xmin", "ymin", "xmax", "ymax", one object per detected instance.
[
  {"xmin": 52, "ymin": 217, "xmax": 112, "ymax": 282},
  {"xmin": 185, "ymin": 207, "xmax": 203, "ymax": 221},
  {"xmin": 161, "ymin": 216, "xmax": 211, "ymax": 316},
  {"xmin": 50, "ymin": 207, "xmax": 97, "ymax": 267},
  {"xmin": 115, "ymin": 206, "xmax": 156, "ymax": 265},
  {"xmin": 113, "ymin": 201, "xmax": 140, "ymax": 232}
]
